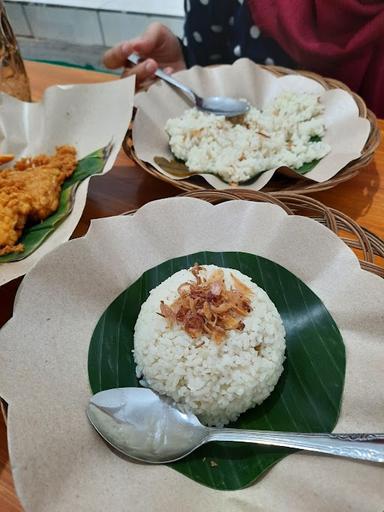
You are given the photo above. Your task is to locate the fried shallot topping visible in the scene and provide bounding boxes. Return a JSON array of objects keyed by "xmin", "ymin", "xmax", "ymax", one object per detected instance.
[{"xmin": 159, "ymin": 264, "xmax": 253, "ymax": 344}]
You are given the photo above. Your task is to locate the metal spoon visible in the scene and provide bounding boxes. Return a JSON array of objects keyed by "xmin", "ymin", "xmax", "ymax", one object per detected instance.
[
  {"xmin": 128, "ymin": 53, "xmax": 250, "ymax": 117},
  {"xmin": 87, "ymin": 388, "xmax": 384, "ymax": 464}
]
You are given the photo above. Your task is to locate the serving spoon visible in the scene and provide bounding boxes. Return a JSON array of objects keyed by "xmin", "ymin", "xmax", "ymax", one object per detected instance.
[
  {"xmin": 87, "ymin": 388, "xmax": 384, "ymax": 464},
  {"xmin": 127, "ymin": 53, "xmax": 250, "ymax": 117}
]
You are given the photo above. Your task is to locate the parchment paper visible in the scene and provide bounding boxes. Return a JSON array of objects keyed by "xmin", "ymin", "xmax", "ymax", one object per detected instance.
[
  {"xmin": 0, "ymin": 76, "xmax": 135, "ymax": 286},
  {"xmin": 133, "ymin": 59, "xmax": 370, "ymax": 191},
  {"xmin": 0, "ymin": 198, "xmax": 383, "ymax": 512}
]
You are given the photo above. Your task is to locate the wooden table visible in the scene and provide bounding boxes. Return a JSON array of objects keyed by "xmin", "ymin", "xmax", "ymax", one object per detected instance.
[{"xmin": 0, "ymin": 61, "xmax": 383, "ymax": 511}]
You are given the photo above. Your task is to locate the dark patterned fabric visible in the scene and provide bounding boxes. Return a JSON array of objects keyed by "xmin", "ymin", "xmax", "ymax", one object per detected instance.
[{"xmin": 182, "ymin": 0, "xmax": 296, "ymax": 69}]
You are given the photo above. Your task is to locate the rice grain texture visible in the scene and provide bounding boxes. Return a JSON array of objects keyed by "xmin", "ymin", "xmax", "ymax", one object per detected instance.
[
  {"xmin": 134, "ymin": 265, "xmax": 286, "ymax": 427},
  {"xmin": 165, "ymin": 91, "xmax": 330, "ymax": 184}
]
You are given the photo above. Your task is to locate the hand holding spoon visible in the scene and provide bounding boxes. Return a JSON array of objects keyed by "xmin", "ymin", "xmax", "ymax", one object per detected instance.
[{"xmin": 127, "ymin": 53, "xmax": 250, "ymax": 117}]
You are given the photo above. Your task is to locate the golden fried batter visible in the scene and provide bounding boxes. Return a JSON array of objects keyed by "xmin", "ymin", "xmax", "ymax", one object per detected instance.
[
  {"xmin": 0, "ymin": 146, "xmax": 77, "ymax": 256},
  {"xmin": 14, "ymin": 145, "xmax": 77, "ymax": 181},
  {"xmin": 0, "ymin": 187, "xmax": 31, "ymax": 255},
  {"xmin": 1, "ymin": 167, "xmax": 63, "ymax": 222}
]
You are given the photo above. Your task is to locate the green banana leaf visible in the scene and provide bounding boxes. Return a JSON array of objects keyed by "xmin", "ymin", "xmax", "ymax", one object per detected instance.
[
  {"xmin": 0, "ymin": 145, "xmax": 112, "ymax": 263},
  {"xmin": 88, "ymin": 251, "xmax": 345, "ymax": 490},
  {"xmin": 154, "ymin": 136, "xmax": 322, "ymax": 184}
]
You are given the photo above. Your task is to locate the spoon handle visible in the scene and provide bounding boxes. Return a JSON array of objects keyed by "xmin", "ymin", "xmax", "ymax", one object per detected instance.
[
  {"xmin": 127, "ymin": 53, "xmax": 196, "ymax": 103},
  {"xmin": 207, "ymin": 430, "xmax": 384, "ymax": 463}
]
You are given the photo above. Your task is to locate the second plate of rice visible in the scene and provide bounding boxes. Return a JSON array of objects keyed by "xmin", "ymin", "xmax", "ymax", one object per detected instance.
[{"xmin": 131, "ymin": 58, "xmax": 374, "ymax": 192}]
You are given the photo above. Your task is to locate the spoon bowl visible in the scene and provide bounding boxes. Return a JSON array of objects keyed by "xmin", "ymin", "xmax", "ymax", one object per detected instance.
[
  {"xmin": 127, "ymin": 53, "xmax": 250, "ymax": 117},
  {"xmin": 88, "ymin": 387, "xmax": 384, "ymax": 464},
  {"xmin": 87, "ymin": 387, "xmax": 209, "ymax": 463},
  {"xmin": 196, "ymin": 95, "xmax": 250, "ymax": 116}
]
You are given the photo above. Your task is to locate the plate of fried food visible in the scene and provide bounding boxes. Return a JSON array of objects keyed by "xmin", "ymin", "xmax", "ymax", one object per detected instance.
[
  {"xmin": 0, "ymin": 145, "xmax": 109, "ymax": 259},
  {"xmin": 0, "ymin": 76, "xmax": 135, "ymax": 285}
]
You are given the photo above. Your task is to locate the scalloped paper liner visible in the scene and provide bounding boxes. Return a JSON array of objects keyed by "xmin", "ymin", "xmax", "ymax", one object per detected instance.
[{"xmin": 0, "ymin": 198, "xmax": 383, "ymax": 511}]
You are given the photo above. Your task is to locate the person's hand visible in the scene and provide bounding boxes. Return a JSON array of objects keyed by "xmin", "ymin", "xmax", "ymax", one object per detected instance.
[{"xmin": 103, "ymin": 22, "xmax": 186, "ymax": 90}]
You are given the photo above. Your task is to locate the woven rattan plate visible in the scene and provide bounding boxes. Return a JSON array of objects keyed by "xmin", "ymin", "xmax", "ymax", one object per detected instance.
[
  {"xmin": 1, "ymin": 191, "xmax": 383, "ymax": 429},
  {"xmin": 124, "ymin": 64, "xmax": 380, "ymax": 195}
]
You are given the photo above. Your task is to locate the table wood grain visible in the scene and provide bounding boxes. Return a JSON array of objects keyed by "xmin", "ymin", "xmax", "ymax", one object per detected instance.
[{"xmin": 0, "ymin": 61, "xmax": 383, "ymax": 511}]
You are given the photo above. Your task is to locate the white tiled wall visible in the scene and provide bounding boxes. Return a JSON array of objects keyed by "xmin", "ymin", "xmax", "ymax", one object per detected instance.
[
  {"xmin": 6, "ymin": 0, "xmax": 184, "ymax": 17},
  {"xmin": 100, "ymin": 11, "xmax": 184, "ymax": 46},
  {"xmin": 24, "ymin": 5, "xmax": 104, "ymax": 45},
  {"xmin": 4, "ymin": 1, "xmax": 185, "ymax": 46},
  {"xmin": 3, "ymin": 2, "xmax": 31, "ymax": 36}
]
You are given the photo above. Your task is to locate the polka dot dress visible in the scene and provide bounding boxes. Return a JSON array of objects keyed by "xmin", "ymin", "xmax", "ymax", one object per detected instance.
[{"xmin": 182, "ymin": 0, "xmax": 295, "ymax": 68}]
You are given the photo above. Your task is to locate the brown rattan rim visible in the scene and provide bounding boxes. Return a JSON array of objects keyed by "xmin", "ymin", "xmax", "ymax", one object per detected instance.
[
  {"xmin": 175, "ymin": 190, "xmax": 384, "ymax": 278},
  {"xmin": 124, "ymin": 64, "xmax": 381, "ymax": 195}
]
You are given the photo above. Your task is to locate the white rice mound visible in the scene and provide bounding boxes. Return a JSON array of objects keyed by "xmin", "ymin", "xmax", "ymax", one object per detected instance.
[
  {"xmin": 133, "ymin": 265, "xmax": 286, "ymax": 427},
  {"xmin": 165, "ymin": 91, "xmax": 331, "ymax": 184}
]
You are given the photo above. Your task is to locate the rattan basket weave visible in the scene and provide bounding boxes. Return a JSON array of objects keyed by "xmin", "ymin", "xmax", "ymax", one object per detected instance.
[
  {"xmin": 124, "ymin": 64, "xmax": 380, "ymax": 195},
  {"xmin": 179, "ymin": 190, "xmax": 384, "ymax": 278}
]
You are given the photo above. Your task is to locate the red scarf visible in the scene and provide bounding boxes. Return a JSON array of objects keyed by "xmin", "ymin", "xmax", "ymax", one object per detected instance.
[{"xmin": 248, "ymin": 0, "xmax": 384, "ymax": 117}]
